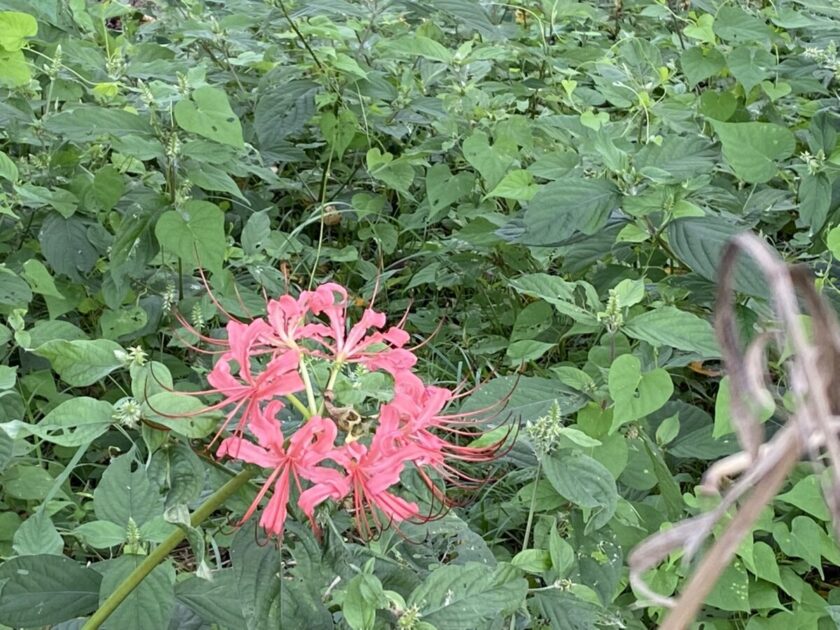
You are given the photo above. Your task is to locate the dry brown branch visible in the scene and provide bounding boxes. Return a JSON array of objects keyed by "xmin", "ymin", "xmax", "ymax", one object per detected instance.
[{"xmin": 628, "ymin": 233, "xmax": 840, "ymax": 628}]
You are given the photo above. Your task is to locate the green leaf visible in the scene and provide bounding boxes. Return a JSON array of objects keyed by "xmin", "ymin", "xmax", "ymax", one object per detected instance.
[
  {"xmin": 513, "ymin": 178, "xmax": 620, "ymax": 245},
  {"xmin": 408, "ymin": 563, "xmax": 527, "ymax": 630},
  {"xmin": 549, "ymin": 521, "xmax": 575, "ymax": 576},
  {"xmin": 486, "ymin": 169, "xmax": 537, "ymax": 201},
  {"xmin": 175, "ymin": 570, "xmax": 247, "ymax": 629},
  {"xmin": 776, "ymin": 474, "xmax": 831, "ymax": 521},
  {"xmin": 0, "ymin": 11, "xmax": 37, "ymax": 51},
  {"xmin": 460, "ymin": 375, "xmax": 587, "ymax": 422},
  {"xmin": 13, "ymin": 512, "xmax": 64, "ymax": 556},
  {"xmin": 92, "ymin": 165, "xmax": 125, "ymax": 212},
  {"xmin": 462, "ymin": 130, "xmax": 515, "ymax": 190},
  {"xmin": 383, "ymin": 35, "xmax": 452, "ymax": 63},
  {"xmin": 230, "ymin": 526, "xmax": 283, "ymax": 630},
  {"xmin": 155, "ymin": 200, "xmax": 226, "ymax": 275},
  {"xmin": 667, "ymin": 217, "xmax": 768, "ymax": 297},
  {"xmin": 93, "ymin": 452, "xmax": 164, "ymax": 528},
  {"xmin": 798, "ymin": 172, "xmax": 832, "ymax": 233},
  {"xmin": 366, "ymin": 148, "xmax": 414, "ymax": 194},
  {"xmin": 0, "ymin": 49, "xmax": 30, "ymax": 86},
  {"xmin": 511, "ymin": 549, "xmax": 551, "ymax": 574},
  {"xmin": 684, "ymin": 14, "xmax": 715, "ymax": 43},
  {"xmin": 623, "ymin": 306, "xmax": 720, "ymax": 358},
  {"xmin": 0, "ymin": 266, "xmax": 32, "ymax": 307},
  {"xmin": 710, "ymin": 121, "xmax": 796, "ymax": 184},
  {"xmin": 608, "ymin": 354, "xmax": 673, "ymax": 431},
  {"xmin": 425, "ymin": 163, "xmax": 474, "ymax": 221},
  {"xmin": 532, "ymin": 591, "xmax": 602, "ymax": 629},
  {"xmin": 506, "ymin": 339, "xmax": 554, "ymax": 363},
  {"xmin": 680, "ymin": 46, "xmax": 725, "ymax": 87},
  {"xmin": 255, "ymin": 80, "xmax": 318, "ymax": 152},
  {"xmin": 509, "ymin": 273, "xmax": 600, "ymax": 326},
  {"xmin": 0, "ymin": 151, "xmax": 19, "ymax": 182},
  {"xmin": 0, "ymin": 555, "xmax": 101, "ymax": 627},
  {"xmin": 38, "ymin": 214, "xmax": 99, "ymax": 282},
  {"xmin": 45, "ymin": 107, "xmax": 154, "ymax": 140},
  {"xmin": 713, "ymin": 376, "xmax": 774, "ymax": 438},
  {"xmin": 542, "ymin": 451, "xmax": 617, "ymax": 531},
  {"xmin": 73, "ymin": 520, "xmax": 128, "ymax": 549},
  {"xmin": 33, "ymin": 396, "xmax": 112, "ymax": 446},
  {"xmin": 142, "ymin": 392, "xmax": 219, "ymax": 438},
  {"xmin": 99, "ymin": 556, "xmax": 175, "ymax": 630},
  {"xmin": 22, "ymin": 259, "xmax": 64, "ymax": 298},
  {"xmin": 33, "ymin": 339, "xmax": 123, "ymax": 386},
  {"xmin": 726, "ymin": 46, "xmax": 774, "ymax": 94},
  {"xmin": 319, "ymin": 108, "xmax": 358, "ymax": 159},
  {"xmin": 100, "ymin": 305, "xmax": 148, "ymax": 340},
  {"xmin": 174, "ymin": 86, "xmax": 244, "ymax": 148},
  {"xmin": 705, "ymin": 559, "xmax": 750, "ymax": 612},
  {"xmin": 343, "ymin": 573, "xmax": 386, "ymax": 630}
]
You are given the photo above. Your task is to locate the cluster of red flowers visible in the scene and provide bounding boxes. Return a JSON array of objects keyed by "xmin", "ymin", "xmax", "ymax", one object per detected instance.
[{"xmin": 189, "ymin": 283, "xmax": 500, "ymax": 538}]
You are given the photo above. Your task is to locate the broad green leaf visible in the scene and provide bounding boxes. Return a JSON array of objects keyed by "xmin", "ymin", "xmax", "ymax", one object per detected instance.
[
  {"xmin": 38, "ymin": 214, "xmax": 99, "ymax": 282},
  {"xmin": 366, "ymin": 148, "xmax": 414, "ymax": 194},
  {"xmin": 0, "ymin": 555, "xmax": 101, "ymax": 627},
  {"xmin": 343, "ymin": 573, "xmax": 386, "ymax": 630},
  {"xmin": 714, "ymin": 5, "xmax": 772, "ymax": 43},
  {"xmin": 155, "ymin": 200, "xmax": 226, "ymax": 275},
  {"xmin": 408, "ymin": 563, "xmax": 527, "ymax": 629},
  {"xmin": 30, "ymin": 396, "xmax": 112, "ymax": 446},
  {"xmin": 713, "ymin": 376, "xmax": 774, "ymax": 438},
  {"xmin": 710, "ymin": 121, "xmax": 795, "ymax": 184},
  {"xmin": 22, "ymin": 259, "xmax": 64, "ymax": 298},
  {"xmin": 460, "ymin": 375, "xmax": 588, "ymax": 422},
  {"xmin": 319, "ymin": 108, "xmax": 357, "ymax": 159},
  {"xmin": 798, "ymin": 172, "xmax": 832, "ymax": 233},
  {"xmin": 92, "ymin": 165, "xmax": 125, "ymax": 211},
  {"xmin": 254, "ymin": 80, "xmax": 318, "ymax": 152},
  {"xmin": 148, "ymin": 442, "xmax": 204, "ymax": 508},
  {"xmin": 72, "ymin": 520, "xmax": 128, "ymax": 549},
  {"xmin": 99, "ymin": 305, "xmax": 148, "ymax": 340},
  {"xmin": 623, "ymin": 306, "xmax": 720, "ymax": 358},
  {"xmin": 174, "ymin": 86, "xmax": 244, "ymax": 148},
  {"xmin": 506, "ymin": 339, "xmax": 554, "ymax": 363},
  {"xmin": 513, "ymin": 178, "xmax": 620, "ymax": 245},
  {"xmin": 705, "ymin": 560, "xmax": 750, "ymax": 612},
  {"xmin": 726, "ymin": 46, "xmax": 774, "ymax": 94},
  {"xmin": 680, "ymin": 46, "xmax": 725, "ymax": 87},
  {"xmin": 684, "ymin": 14, "xmax": 715, "ymax": 43},
  {"xmin": 0, "ymin": 266, "xmax": 32, "ymax": 307},
  {"xmin": 0, "ymin": 12, "xmax": 37, "ymax": 51},
  {"xmin": 511, "ymin": 549, "xmax": 551, "ymax": 573},
  {"xmin": 99, "ymin": 556, "xmax": 175, "ymax": 630},
  {"xmin": 175, "ymin": 571, "xmax": 247, "ymax": 629},
  {"xmin": 542, "ymin": 451, "xmax": 617, "ymax": 531},
  {"xmin": 486, "ymin": 169, "xmax": 537, "ymax": 201},
  {"xmin": 462, "ymin": 130, "xmax": 515, "ymax": 190},
  {"xmin": 0, "ymin": 49, "xmax": 30, "ymax": 86},
  {"xmin": 776, "ymin": 474, "xmax": 830, "ymax": 521},
  {"xmin": 230, "ymin": 526, "xmax": 283, "ymax": 630},
  {"xmin": 425, "ymin": 162, "xmax": 474, "ymax": 221},
  {"xmin": 382, "ymin": 35, "xmax": 452, "ymax": 63},
  {"xmin": 33, "ymin": 339, "xmax": 123, "ymax": 386},
  {"xmin": 549, "ymin": 521, "xmax": 575, "ymax": 576},
  {"xmin": 532, "ymin": 591, "xmax": 602, "ymax": 629},
  {"xmin": 93, "ymin": 451, "xmax": 164, "ymax": 527},
  {"xmin": 45, "ymin": 107, "xmax": 154, "ymax": 140},
  {"xmin": 667, "ymin": 217, "xmax": 768, "ymax": 297},
  {"xmin": 13, "ymin": 512, "xmax": 64, "ymax": 556},
  {"xmin": 608, "ymin": 354, "xmax": 673, "ymax": 431},
  {"xmin": 142, "ymin": 392, "xmax": 219, "ymax": 438},
  {"xmin": 0, "ymin": 151, "xmax": 18, "ymax": 182},
  {"xmin": 509, "ymin": 273, "xmax": 600, "ymax": 326},
  {"xmin": 0, "ymin": 365, "xmax": 14, "ymax": 389}
]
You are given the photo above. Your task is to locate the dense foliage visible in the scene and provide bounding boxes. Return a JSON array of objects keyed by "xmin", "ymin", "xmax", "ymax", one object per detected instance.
[{"xmin": 2, "ymin": 0, "xmax": 840, "ymax": 627}]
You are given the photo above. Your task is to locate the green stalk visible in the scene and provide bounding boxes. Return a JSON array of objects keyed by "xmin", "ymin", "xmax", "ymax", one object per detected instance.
[
  {"xmin": 509, "ymin": 459, "xmax": 542, "ymax": 630},
  {"xmin": 81, "ymin": 467, "xmax": 258, "ymax": 630},
  {"xmin": 316, "ymin": 360, "xmax": 343, "ymax": 416}
]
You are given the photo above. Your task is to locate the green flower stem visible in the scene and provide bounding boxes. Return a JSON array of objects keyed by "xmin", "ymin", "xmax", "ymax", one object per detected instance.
[
  {"xmin": 298, "ymin": 358, "xmax": 319, "ymax": 415},
  {"xmin": 316, "ymin": 360, "xmax": 343, "ymax": 416},
  {"xmin": 509, "ymin": 459, "xmax": 542, "ymax": 630},
  {"xmin": 285, "ymin": 392, "xmax": 312, "ymax": 419},
  {"xmin": 81, "ymin": 467, "xmax": 258, "ymax": 630}
]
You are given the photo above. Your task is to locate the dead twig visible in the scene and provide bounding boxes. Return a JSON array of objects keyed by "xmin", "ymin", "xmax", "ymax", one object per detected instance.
[{"xmin": 628, "ymin": 232, "xmax": 840, "ymax": 628}]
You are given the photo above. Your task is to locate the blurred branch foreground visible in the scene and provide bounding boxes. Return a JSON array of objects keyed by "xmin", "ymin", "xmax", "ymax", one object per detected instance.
[{"xmin": 629, "ymin": 233, "xmax": 840, "ymax": 629}]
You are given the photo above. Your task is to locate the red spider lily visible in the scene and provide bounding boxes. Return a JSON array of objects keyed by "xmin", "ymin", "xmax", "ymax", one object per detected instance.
[
  {"xmin": 216, "ymin": 403, "xmax": 340, "ymax": 537},
  {"xmin": 174, "ymin": 279, "xmax": 509, "ymax": 540},
  {"xmin": 300, "ymin": 430, "xmax": 427, "ymax": 539},
  {"xmin": 305, "ymin": 282, "xmax": 411, "ymax": 363}
]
